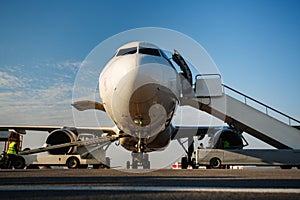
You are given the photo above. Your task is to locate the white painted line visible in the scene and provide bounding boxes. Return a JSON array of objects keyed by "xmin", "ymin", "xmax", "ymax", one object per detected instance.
[{"xmin": 0, "ymin": 186, "xmax": 299, "ymax": 194}]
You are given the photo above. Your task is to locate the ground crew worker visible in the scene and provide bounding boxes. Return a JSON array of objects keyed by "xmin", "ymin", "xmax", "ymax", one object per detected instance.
[
  {"xmin": 223, "ymin": 140, "xmax": 230, "ymax": 149},
  {"xmin": 7, "ymin": 140, "xmax": 18, "ymax": 169}
]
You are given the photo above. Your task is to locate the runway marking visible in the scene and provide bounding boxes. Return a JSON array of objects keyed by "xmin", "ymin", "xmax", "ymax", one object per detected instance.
[{"xmin": 0, "ymin": 186, "xmax": 299, "ymax": 194}]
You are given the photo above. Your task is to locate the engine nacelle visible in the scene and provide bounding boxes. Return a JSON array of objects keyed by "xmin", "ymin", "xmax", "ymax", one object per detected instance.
[
  {"xmin": 46, "ymin": 128, "xmax": 78, "ymax": 155},
  {"xmin": 210, "ymin": 128, "xmax": 244, "ymax": 149}
]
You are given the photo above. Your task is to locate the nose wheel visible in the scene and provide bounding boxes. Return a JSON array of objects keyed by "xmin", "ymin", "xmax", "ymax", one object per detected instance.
[{"xmin": 126, "ymin": 152, "xmax": 150, "ymax": 169}]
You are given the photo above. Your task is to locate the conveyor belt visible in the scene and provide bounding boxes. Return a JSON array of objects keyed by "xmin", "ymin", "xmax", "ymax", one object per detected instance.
[{"xmin": 19, "ymin": 136, "xmax": 115, "ymax": 155}]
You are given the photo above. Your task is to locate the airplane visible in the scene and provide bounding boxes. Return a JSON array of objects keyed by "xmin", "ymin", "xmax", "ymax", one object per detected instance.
[{"xmin": 0, "ymin": 41, "xmax": 244, "ymax": 169}]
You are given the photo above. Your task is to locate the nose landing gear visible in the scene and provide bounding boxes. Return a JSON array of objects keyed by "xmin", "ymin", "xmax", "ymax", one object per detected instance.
[{"xmin": 126, "ymin": 152, "xmax": 150, "ymax": 169}]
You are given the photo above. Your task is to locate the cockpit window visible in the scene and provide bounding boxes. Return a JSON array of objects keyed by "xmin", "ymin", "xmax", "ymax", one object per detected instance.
[
  {"xmin": 116, "ymin": 47, "xmax": 137, "ymax": 56},
  {"xmin": 139, "ymin": 47, "xmax": 160, "ymax": 56}
]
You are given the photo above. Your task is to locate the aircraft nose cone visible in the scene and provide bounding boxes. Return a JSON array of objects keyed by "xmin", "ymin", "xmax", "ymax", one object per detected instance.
[{"xmin": 111, "ymin": 63, "xmax": 180, "ymax": 138}]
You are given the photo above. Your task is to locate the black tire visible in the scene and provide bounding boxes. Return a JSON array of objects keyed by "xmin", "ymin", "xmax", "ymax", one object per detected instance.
[
  {"xmin": 93, "ymin": 164, "xmax": 100, "ymax": 169},
  {"xmin": 0, "ymin": 153, "xmax": 9, "ymax": 169},
  {"xmin": 147, "ymin": 161, "xmax": 151, "ymax": 169},
  {"xmin": 143, "ymin": 161, "xmax": 150, "ymax": 169},
  {"xmin": 66, "ymin": 157, "xmax": 80, "ymax": 169},
  {"xmin": 126, "ymin": 161, "xmax": 130, "ymax": 169},
  {"xmin": 191, "ymin": 158, "xmax": 198, "ymax": 169},
  {"xmin": 132, "ymin": 161, "xmax": 138, "ymax": 169},
  {"xmin": 280, "ymin": 165, "xmax": 292, "ymax": 169},
  {"xmin": 106, "ymin": 157, "xmax": 110, "ymax": 168},
  {"xmin": 13, "ymin": 156, "xmax": 25, "ymax": 169},
  {"xmin": 210, "ymin": 157, "xmax": 222, "ymax": 169},
  {"xmin": 181, "ymin": 157, "xmax": 188, "ymax": 169}
]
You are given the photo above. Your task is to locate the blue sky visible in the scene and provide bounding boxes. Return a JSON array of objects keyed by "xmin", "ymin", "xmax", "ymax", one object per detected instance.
[{"xmin": 0, "ymin": 1, "xmax": 300, "ymax": 152}]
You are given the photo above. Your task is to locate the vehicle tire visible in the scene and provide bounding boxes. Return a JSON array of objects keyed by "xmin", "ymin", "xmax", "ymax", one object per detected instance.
[
  {"xmin": 93, "ymin": 164, "xmax": 100, "ymax": 169},
  {"xmin": 13, "ymin": 156, "xmax": 25, "ymax": 169},
  {"xmin": 66, "ymin": 157, "xmax": 80, "ymax": 169},
  {"xmin": 0, "ymin": 153, "xmax": 8, "ymax": 169},
  {"xmin": 126, "ymin": 161, "xmax": 130, "ymax": 169},
  {"xmin": 181, "ymin": 157, "xmax": 188, "ymax": 169},
  {"xmin": 210, "ymin": 157, "xmax": 222, "ymax": 169},
  {"xmin": 280, "ymin": 165, "xmax": 292, "ymax": 169}
]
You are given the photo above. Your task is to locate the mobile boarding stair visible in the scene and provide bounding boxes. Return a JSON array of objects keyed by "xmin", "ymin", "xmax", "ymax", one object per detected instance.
[{"xmin": 181, "ymin": 74, "xmax": 300, "ymax": 150}]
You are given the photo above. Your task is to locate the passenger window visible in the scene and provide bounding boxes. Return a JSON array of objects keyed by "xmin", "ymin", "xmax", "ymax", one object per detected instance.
[
  {"xmin": 139, "ymin": 48, "xmax": 160, "ymax": 56},
  {"xmin": 117, "ymin": 47, "xmax": 137, "ymax": 56}
]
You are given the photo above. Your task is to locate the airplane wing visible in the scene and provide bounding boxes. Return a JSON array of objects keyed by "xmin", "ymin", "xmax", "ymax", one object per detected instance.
[
  {"xmin": 72, "ymin": 100, "xmax": 105, "ymax": 112},
  {"xmin": 0, "ymin": 125, "xmax": 118, "ymax": 135},
  {"xmin": 0, "ymin": 124, "xmax": 222, "ymax": 139}
]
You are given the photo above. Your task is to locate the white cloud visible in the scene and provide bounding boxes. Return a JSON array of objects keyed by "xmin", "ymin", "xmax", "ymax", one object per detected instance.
[
  {"xmin": 56, "ymin": 60, "xmax": 81, "ymax": 71},
  {"xmin": 0, "ymin": 71, "xmax": 26, "ymax": 88},
  {"xmin": 0, "ymin": 61, "xmax": 81, "ymax": 125},
  {"xmin": 0, "ymin": 82, "xmax": 75, "ymax": 125}
]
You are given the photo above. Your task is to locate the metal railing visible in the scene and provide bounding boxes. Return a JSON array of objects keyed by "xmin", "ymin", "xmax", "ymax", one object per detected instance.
[{"xmin": 223, "ymin": 84, "xmax": 300, "ymax": 126}]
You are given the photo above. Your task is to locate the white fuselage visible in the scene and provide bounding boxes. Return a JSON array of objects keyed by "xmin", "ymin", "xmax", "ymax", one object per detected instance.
[{"xmin": 99, "ymin": 42, "xmax": 181, "ymax": 152}]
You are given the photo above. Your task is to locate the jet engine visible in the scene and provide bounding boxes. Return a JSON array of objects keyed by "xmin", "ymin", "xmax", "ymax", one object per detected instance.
[{"xmin": 45, "ymin": 128, "xmax": 78, "ymax": 154}]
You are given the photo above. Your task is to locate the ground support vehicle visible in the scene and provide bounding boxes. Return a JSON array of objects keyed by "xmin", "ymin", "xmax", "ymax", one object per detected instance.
[{"xmin": 193, "ymin": 149, "xmax": 300, "ymax": 169}]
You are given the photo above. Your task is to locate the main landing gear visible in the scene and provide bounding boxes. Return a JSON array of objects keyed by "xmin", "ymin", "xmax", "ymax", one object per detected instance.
[{"xmin": 178, "ymin": 137, "xmax": 197, "ymax": 169}]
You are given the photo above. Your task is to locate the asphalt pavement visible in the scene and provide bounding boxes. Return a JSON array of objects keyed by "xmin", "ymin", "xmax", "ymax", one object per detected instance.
[{"xmin": 0, "ymin": 168, "xmax": 299, "ymax": 200}]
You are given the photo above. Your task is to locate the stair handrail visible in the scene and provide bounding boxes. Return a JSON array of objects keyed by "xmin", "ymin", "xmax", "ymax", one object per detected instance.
[{"xmin": 222, "ymin": 84, "xmax": 300, "ymax": 126}]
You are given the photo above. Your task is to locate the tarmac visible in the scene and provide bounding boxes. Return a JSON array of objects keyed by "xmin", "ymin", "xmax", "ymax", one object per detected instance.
[{"xmin": 0, "ymin": 168, "xmax": 299, "ymax": 200}]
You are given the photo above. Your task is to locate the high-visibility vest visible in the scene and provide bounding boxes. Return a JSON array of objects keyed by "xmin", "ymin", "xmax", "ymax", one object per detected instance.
[
  {"xmin": 7, "ymin": 141, "xmax": 17, "ymax": 155},
  {"xmin": 223, "ymin": 141, "xmax": 230, "ymax": 149}
]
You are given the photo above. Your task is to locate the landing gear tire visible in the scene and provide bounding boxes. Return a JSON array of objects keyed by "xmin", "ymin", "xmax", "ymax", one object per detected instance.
[
  {"xmin": 181, "ymin": 157, "xmax": 188, "ymax": 169},
  {"xmin": 132, "ymin": 161, "xmax": 138, "ymax": 169},
  {"xmin": 210, "ymin": 157, "xmax": 222, "ymax": 169},
  {"xmin": 105, "ymin": 157, "xmax": 110, "ymax": 168},
  {"xmin": 143, "ymin": 161, "xmax": 150, "ymax": 169},
  {"xmin": 126, "ymin": 161, "xmax": 130, "ymax": 169},
  {"xmin": 66, "ymin": 157, "xmax": 79, "ymax": 169}
]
